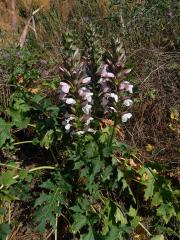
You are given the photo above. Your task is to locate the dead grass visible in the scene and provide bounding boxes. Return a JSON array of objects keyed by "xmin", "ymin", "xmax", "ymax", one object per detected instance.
[{"xmin": 126, "ymin": 48, "xmax": 180, "ymax": 177}]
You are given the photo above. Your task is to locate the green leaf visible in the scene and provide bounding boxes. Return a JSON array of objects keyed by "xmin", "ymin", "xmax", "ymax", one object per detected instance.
[
  {"xmin": 103, "ymin": 146, "xmax": 112, "ymax": 157},
  {"xmin": 0, "ymin": 223, "xmax": 11, "ymax": 240},
  {"xmin": 34, "ymin": 193, "xmax": 50, "ymax": 207},
  {"xmin": 40, "ymin": 129, "xmax": 54, "ymax": 149},
  {"xmin": 144, "ymin": 177, "xmax": 155, "ymax": 201},
  {"xmin": 0, "ymin": 190, "xmax": 19, "ymax": 202},
  {"xmin": 158, "ymin": 227, "xmax": 180, "ymax": 238},
  {"xmin": 157, "ymin": 203, "xmax": 176, "ymax": 224},
  {"xmin": 117, "ymin": 170, "xmax": 124, "ymax": 181},
  {"xmin": 0, "ymin": 118, "xmax": 12, "ymax": 147},
  {"xmin": 99, "ymin": 132, "xmax": 108, "ymax": 143},
  {"xmin": 128, "ymin": 206, "xmax": 137, "ymax": 217},
  {"xmin": 174, "ymin": 190, "xmax": 180, "ymax": 197},
  {"xmin": 34, "ymin": 189, "xmax": 61, "ymax": 232},
  {"xmin": 104, "ymin": 224, "xmax": 122, "ymax": 240},
  {"xmin": 101, "ymin": 166, "xmax": 112, "ymax": 181},
  {"xmin": 0, "ymin": 208, "xmax": 4, "ymax": 216},
  {"xmin": 70, "ymin": 205, "xmax": 83, "ymax": 213},
  {"xmin": 115, "ymin": 207, "xmax": 127, "ymax": 225},
  {"xmin": 6, "ymin": 98, "xmax": 31, "ymax": 128},
  {"xmin": 71, "ymin": 214, "xmax": 87, "ymax": 233},
  {"xmin": 32, "ymin": 138, "xmax": 39, "ymax": 145},
  {"xmin": 13, "ymin": 99, "xmax": 31, "ymax": 112},
  {"xmin": 19, "ymin": 169, "xmax": 28, "ymax": 180},
  {"xmin": 34, "ymin": 173, "xmax": 71, "ymax": 232},
  {"xmin": 177, "ymin": 211, "xmax": 180, "ymax": 221},
  {"xmin": 31, "ymin": 94, "xmax": 44, "ymax": 103},
  {"xmin": 74, "ymin": 161, "xmax": 84, "ymax": 170},
  {"xmin": 81, "ymin": 226, "xmax": 95, "ymax": 240},
  {"xmin": 122, "ymin": 179, "xmax": 136, "ymax": 203},
  {"xmin": 151, "ymin": 235, "xmax": 164, "ymax": 240},
  {"xmin": 7, "ymin": 109, "xmax": 30, "ymax": 128},
  {"xmin": 130, "ymin": 216, "xmax": 141, "ymax": 228},
  {"xmin": 85, "ymin": 142, "xmax": 98, "ymax": 159},
  {"xmin": 152, "ymin": 192, "xmax": 163, "ymax": 207},
  {"xmin": 0, "ymin": 171, "xmax": 17, "ymax": 186}
]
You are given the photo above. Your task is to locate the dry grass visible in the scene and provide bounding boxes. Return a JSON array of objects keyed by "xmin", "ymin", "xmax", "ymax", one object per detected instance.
[{"xmin": 126, "ymin": 48, "xmax": 180, "ymax": 173}]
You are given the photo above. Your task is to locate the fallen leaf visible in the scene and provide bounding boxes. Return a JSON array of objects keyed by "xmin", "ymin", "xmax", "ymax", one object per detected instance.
[
  {"xmin": 16, "ymin": 74, "xmax": 24, "ymax": 84},
  {"xmin": 170, "ymin": 110, "xmax": 179, "ymax": 121},
  {"xmin": 128, "ymin": 159, "xmax": 138, "ymax": 168},
  {"xmin": 146, "ymin": 144, "xmax": 154, "ymax": 152},
  {"xmin": 27, "ymin": 88, "xmax": 40, "ymax": 94}
]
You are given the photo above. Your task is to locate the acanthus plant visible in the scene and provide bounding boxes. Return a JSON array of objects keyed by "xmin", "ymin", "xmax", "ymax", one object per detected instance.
[{"xmin": 58, "ymin": 30, "xmax": 134, "ymax": 135}]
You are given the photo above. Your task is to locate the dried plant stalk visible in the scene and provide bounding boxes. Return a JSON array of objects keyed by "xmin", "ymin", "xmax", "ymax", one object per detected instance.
[{"xmin": 19, "ymin": 7, "xmax": 42, "ymax": 48}]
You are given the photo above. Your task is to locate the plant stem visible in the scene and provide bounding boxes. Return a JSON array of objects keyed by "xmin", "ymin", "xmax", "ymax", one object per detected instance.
[
  {"xmin": 0, "ymin": 164, "xmax": 55, "ymax": 173},
  {"xmin": 138, "ymin": 222, "xmax": 152, "ymax": 236},
  {"xmin": 14, "ymin": 140, "xmax": 33, "ymax": 146},
  {"xmin": 0, "ymin": 166, "xmax": 56, "ymax": 190},
  {"xmin": 29, "ymin": 166, "xmax": 56, "ymax": 173},
  {"xmin": 50, "ymin": 148, "xmax": 61, "ymax": 165},
  {"xmin": 0, "ymin": 163, "xmax": 22, "ymax": 170},
  {"xmin": 8, "ymin": 203, "xmax": 11, "ymax": 224},
  {"xmin": 27, "ymin": 124, "xmax": 36, "ymax": 128},
  {"xmin": 55, "ymin": 201, "xmax": 60, "ymax": 240}
]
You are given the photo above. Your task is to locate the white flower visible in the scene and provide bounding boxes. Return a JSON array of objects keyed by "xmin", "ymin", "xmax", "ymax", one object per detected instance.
[
  {"xmin": 98, "ymin": 78, "xmax": 105, "ymax": 84},
  {"xmin": 119, "ymin": 81, "xmax": 133, "ymax": 93},
  {"xmin": 59, "ymin": 82, "xmax": 71, "ymax": 93},
  {"xmin": 66, "ymin": 116, "xmax": 75, "ymax": 122},
  {"xmin": 109, "ymin": 93, "xmax": 118, "ymax": 102},
  {"xmin": 109, "ymin": 107, "xmax": 117, "ymax": 112},
  {"xmin": 82, "ymin": 104, "xmax": 92, "ymax": 114},
  {"xmin": 78, "ymin": 87, "xmax": 93, "ymax": 103},
  {"xmin": 127, "ymin": 84, "xmax": 133, "ymax": 93},
  {"xmin": 123, "ymin": 69, "xmax": 132, "ymax": 75},
  {"xmin": 65, "ymin": 123, "xmax": 72, "ymax": 130},
  {"xmin": 123, "ymin": 99, "xmax": 133, "ymax": 107},
  {"xmin": 103, "ymin": 87, "xmax": 110, "ymax": 93},
  {"xmin": 87, "ymin": 128, "xmax": 96, "ymax": 134},
  {"xmin": 119, "ymin": 82, "xmax": 126, "ymax": 90},
  {"xmin": 121, "ymin": 113, "xmax": 132, "ymax": 123},
  {"xmin": 86, "ymin": 93, "xmax": 93, "ymax": 103},
  {"xmin": 85, "ymin": 117, "xmax": 94, "ymax": 125},
  {"xmin": 81, "ymin": 77, "xmax": 91, "ymax": 84},
  {"xmin": 63, "ymin": 116, "xmax": 75, "ymax": 125},
  {"xmin": 101, "ymin": 71, "xmax": 115, "ymax": 78},
  {"xmin": 87, "ymin": 96, "xmax": 92, "ymax": 103},
  {"xmin": 101, "ymin": 96, "xmax": 108, "ymax": 107},
  {"xmin": 59, "ymin": 92, "xmax": 66, "ymax": 100},
  {"xmin": 101, "ymin": 64, "xmax": 115, "ymax": 78},
  {"xmin": 76, "ymin": 131, "xmax": 85, "ymax": 135},
  {"xmin": 78, "ymin": 87, "xmax": 88, "ymax": 96},
  {"xmin": 65, "ymin": 98, "xmax": 76, "ymax": 105},
  {"xmin": 83, "ymin": 92, "xmax": 93, "ymax": 102},
  {"xmin": 98, "ymin": 79, "xmax": 110, "ymax": 93}
]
